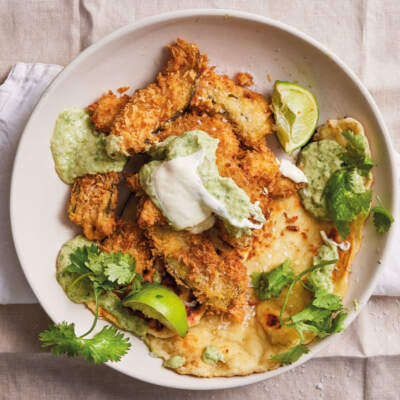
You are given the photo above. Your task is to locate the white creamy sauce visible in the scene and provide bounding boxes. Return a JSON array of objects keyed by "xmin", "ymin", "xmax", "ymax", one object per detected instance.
[
  {"xmin": 320, "ymin": 230, "xmax": 350, "ymax": 251},
  {"xmin": 279, "ymin": 159, "xmax": 308, "ymax": 183},
  {"xmin": 153, "ymin": 150, "xmax": 264, "ymax": 233}
]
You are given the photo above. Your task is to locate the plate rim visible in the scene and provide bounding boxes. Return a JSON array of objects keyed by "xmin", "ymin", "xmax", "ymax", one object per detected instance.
[{"xmin": 10, "ymin": 8, "xmax": 399, "ymax": 390}]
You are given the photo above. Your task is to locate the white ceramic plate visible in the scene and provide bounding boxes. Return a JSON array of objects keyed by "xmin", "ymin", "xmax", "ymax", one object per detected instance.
[{"xmin": 10, "ymin": 9, "xmax": 399, "ymax": 390}]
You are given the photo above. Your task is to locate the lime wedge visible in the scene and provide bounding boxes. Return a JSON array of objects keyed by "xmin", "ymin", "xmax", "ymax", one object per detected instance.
[
  {"xmin": 272, "ymin": 81, "xmax": 319, "ymax": 153},
  {"xmin": 122, "ymin": 284, "xmax": 188, "ymax": 337}
]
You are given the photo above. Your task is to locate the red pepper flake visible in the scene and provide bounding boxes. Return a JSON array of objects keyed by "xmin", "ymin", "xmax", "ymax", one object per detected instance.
[
  {"xmin": 286, "ymin": 225, "xmax": 299, "ymax": 232},
  {"xmin": 283, "ymin": 212, "xmax": 299, "ymax": 224}
]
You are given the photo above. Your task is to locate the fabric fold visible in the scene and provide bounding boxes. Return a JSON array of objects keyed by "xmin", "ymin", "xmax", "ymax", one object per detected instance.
[{"xmin": 0, "ymin": 63, "xmax": 62, "ymax": 303}]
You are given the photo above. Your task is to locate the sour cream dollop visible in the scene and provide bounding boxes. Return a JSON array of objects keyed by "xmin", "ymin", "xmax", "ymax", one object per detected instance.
[{"xmin": 279, "ymin": 159, "xmax": 308, "ymax": 183}]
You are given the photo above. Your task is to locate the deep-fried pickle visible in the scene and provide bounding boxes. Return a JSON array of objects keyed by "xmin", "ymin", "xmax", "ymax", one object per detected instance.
[
  {"xmin": 101, "ymin": 219, "xmax": 154, "ymax": 279},
  {"xmin": 158, "ymin": 112, "xmax": 241, "ymax": 176},
  {"xmin": 160, "ymin": 112, "xmax": 295, "ymax": 208},
  {"xmin": 136, "ymin": 196, "xmax": 165, "ymax": 228},
  {"xmin": 128, "ymin": 112, "xmax": 294, "ymax": 251},
  {"xmin": 107, "ymin": 39, "xmax": 201, "ymax": 156},
  {"xmin": 191, "ymin": 59, "xmax": 273, "ymax": 148},
  {"xmin": 68, "ymin": 172, "xmax": 119, "ymax": 240},
  {"xmin": 88, "ymin": 90, "xmax": 130, "ymax": 133},
  {"xmin": 143, "ymin": 224, "xmax": 247, "ymax": 321}
]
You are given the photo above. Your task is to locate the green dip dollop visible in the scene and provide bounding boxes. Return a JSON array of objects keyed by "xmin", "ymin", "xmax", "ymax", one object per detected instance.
[
  {"xmin": 139, "ymin": 130, "xmax": 265, "ymax": 237},
  {"xmin": 164, "ymin": 355, "xmax": 186, "ymax": 369},
  {"xmin": 202, "ymin": 345, "xmax": 225, "ymax": 365},
  {"xmin": 297, "ymin": 140, "xmax": 343, "ymax": 220},
  {"xmin": 307, "ymin": 236, "xmax": 339, "ymax": 294},
  {"xmin": 50, "ymin": 108, "xmax": 127, "ymax": 184}
]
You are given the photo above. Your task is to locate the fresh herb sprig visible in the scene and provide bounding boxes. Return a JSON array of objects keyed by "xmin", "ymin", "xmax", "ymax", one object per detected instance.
[
  {"xmin": 269, "ymin": 260, "xmax": 348, "ymax": 365},
  {"xmin": 322, "ymin": 130, "xmax": 375, "ymax": 239},
  {"xmin": 372, "ymin": 206, "xmax": 394, "ymax": 234},
  {"xmin": 251, "ymin": 259, "xmax": 294, "ymax": 301},
  {"xmin": 66, "ymin": 243, "xmax": 136, "ymax": 292},
  {"xmin": 39, "ymin": 322, "xmax": 131, "ymax": 364},
  {"xmin": 40, "ymin": 244, "xmax": 139, "ymax": 364},
  {"xmin": 325, "ymin": 170, "xmax": 372, "ymax": 239},
  {"xmin": 341, "ymin": 130, "xmax": 376, "ymax": 176}
]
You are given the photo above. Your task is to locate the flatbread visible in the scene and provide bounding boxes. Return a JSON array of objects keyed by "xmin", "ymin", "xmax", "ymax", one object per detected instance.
[{"xmin": 147, "ymin": 118, "xmax": 373, "ymax": 376}]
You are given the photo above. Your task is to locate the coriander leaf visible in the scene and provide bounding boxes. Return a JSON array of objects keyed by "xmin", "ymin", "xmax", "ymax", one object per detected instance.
[
  {"xmin": 81, "ymin": 326, "xmax": 131, "ymax": 364},
  {"xmin": 65, "ymin": 245, "xmax": 98, "ymax": 275},
  {"xmin": 66, "ymin": 245, "xmax": 138, "ymax": 292},
  {"xmin": 86, "ymin": 245, "xmax": 106, "ymax": 275},
  {"xmin": 43, "ymin": 244, "xmax": 137, "ymax": 365},
  {"xmin": 372, "ymin": 206, "xmax": 394, "ymax": 233},
  {"xmin": 330, "ymin": 312, "xmax": 348, "ymax": 334},
  {"xmin": 129, "ymin": 274, "xmax": 145, "ymax": 295},
  {"xmin": 291, "ymin": 305, "xmax": 333, "ymax": 337},
  {"xmin": 39, "ymin": 322, "xmax": 131, "ymax": 364},
  {"xmin": 348, "ymin": 169, "xmax": 366, "ymax": 194},
  {"xmin": 290, "ymin": 303, "xmax": 348, "ymax": 338},
  {"xmin": 324, "ymin": 170, "xmax": 372, "ymax": 239},
  {"xmin": 251, "ymin": 259, "xmax": 294, "ymax": 300},
  {"xmin": 271, "ymin": 344, "xmax": 310, "ymax": 365},
  {"xmin": 312, "ymin": 291, "xmax": 343, "ymax": 311},
  {"xmin": 335, "ymin": 220, "xmax": 351, "ymax": 240},
  {"xmin": 39, "ymin": 322, "xmax": 82, "ymax": 357},
  {"xmin": 279, "ymin": 260, "xmax": 337, "ymax": 328},
  {"xmin": 357, "ymin": 156, "xmax": 376, "ymax": 176},
  {"xmin": 103, "ymin": 252, "xmax": 136, "ymax": 285},
  {"xmin": 342, "ymin": 129, "xmax": 366, "ymax": 158},
  {"xmin": 275, "ymin": 260, "xmax": 347, "ymax": 365},
  {"xmin": 341, "ymin": 130, "xmax": 376, "ymax": 176}
]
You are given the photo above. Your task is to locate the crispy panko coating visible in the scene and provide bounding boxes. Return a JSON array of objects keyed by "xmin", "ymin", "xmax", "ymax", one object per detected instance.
[
  {"xmin": 159, "ymin": 112, "xmax": 291, "ymax": 205},
  {"xmin": 143, "ymin": 224, "xmax": 247, "ymax": 321},
  {"xmin": 191, "ymin": 57, "xmax": 273, "ymax": 148},
  {"xmin": 128, "ymin": 112, "xmax": 295, "ymax": 250},
  {"xmin": 68, "ymin": 172, "xmax": 119, "ymax": 240},
  {"xmin": 88, "ymin": 91, "xmax": 130, "ymax": 133},
  {"xmin": 108, "ymin": 39, "xmax": 201, "ymax": 156},
  {"xmin": 161, "ymin": 112, "xmax": 295, "ymax": 205},
  {"xmin": 101, "ymin": 219, "xmax": 154, "ymax": 279},
  {"xmin": 158, "ymin": 112, "xmax": 241, "ymax": 176},
  {"xmin": 235, "ymin": 72, "xmax": 254, "ymax": 87},
  {"xmin": 136, "ymin": 196, "xmax": 165, "ymax": 228}
]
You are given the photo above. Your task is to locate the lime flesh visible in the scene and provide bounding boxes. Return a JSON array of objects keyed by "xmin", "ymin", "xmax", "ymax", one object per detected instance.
[
  {"xmin": 272, "ymin": 81, "xmax": 319, "ymax": 153},
  {"xmin": 122, "ymin": 284, "xmax": 188, "ymax": 337}
]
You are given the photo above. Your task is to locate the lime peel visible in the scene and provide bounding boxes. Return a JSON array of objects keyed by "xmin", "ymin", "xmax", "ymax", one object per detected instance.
[
  {"xmin": 122, "ymin": 283, "xmax": 188, "ymax": 338},
  {"xmin": 272, "ymin": 81, "xmax": 319, "ymax": 153}
]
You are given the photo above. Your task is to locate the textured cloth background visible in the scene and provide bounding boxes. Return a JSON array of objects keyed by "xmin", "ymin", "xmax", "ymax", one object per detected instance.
[{"xmin": 0, "ymin": 0, "xmax": 399, "ymax": 398}]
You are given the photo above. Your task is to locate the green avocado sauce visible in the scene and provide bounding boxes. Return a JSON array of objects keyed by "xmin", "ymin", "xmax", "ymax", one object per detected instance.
[
  {"xmin": 56, "ymin": 235, "xmax": 147, "ymax": 338},
  {"xmin": 139, "ymin": 130, "xmax": 265, "ymax": 237},
  {"xmin": 202, "ymin": 345, "xmax": 225, "ymax": 365},
  {"xmin": 164, "ymin": 355, "xmax": 186, "ymax": 369},
  {"xmin": 307, "ymin": 237, "xmax": 338, "ymax": 294},
  {"xmin": 50, "ymin": 108, "xmax": 127, "ymax": 184},
  {"xmin": 297, "ymin": 140, "xmax": 344, "ymax": 220}
]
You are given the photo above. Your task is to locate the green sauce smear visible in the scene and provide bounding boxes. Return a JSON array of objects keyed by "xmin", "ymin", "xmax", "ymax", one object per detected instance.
[
  {"xmin": 297, "ymin": 140, "xmax": 343, "ymax": 220},
  {"xmin": 51, "ymin": 108, "xmax": 127, "ymax": 184},
  {"xmin": 139, "ymin": 130, "xmax": 265, "ymax": 237},
  {"xmin": 202, "ymin": 345, "xmax": 225, "ymax": 365},
  {"xmin": 56, "ymin": 235, "xmax": 147, "ymax": 338},
  {"xmin": 307, "ymin": 236, "xmax": 339, "ymax": 294}
]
